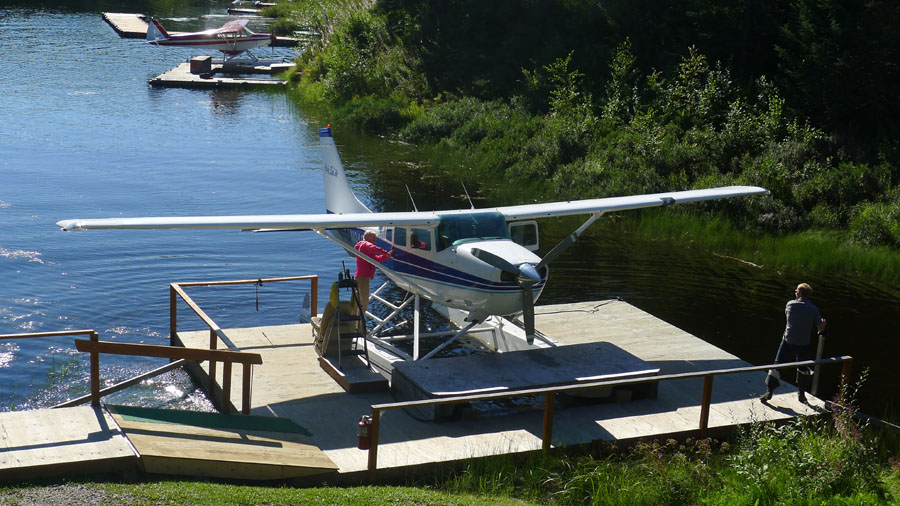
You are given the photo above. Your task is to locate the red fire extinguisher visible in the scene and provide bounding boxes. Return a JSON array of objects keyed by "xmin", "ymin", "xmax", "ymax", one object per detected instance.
[{"xmin": 357, "ymin": 415, "xmax": 372, "ymax": 450}]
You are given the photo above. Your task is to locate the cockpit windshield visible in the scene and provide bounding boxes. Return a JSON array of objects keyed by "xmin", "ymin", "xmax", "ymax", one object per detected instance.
[{"xmin": 436, "ymin": 212, "xmax": 510, "ymax": 251}]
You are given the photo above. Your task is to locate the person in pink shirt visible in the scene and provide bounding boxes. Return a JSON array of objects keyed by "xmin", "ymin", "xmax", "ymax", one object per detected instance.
[{"xmin": 354, "ymin": 230, "xmax": 392, "ymax": 313}]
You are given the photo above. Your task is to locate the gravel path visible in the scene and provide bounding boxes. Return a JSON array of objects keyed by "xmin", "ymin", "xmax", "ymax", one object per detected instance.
[{"xmin": 0, "ymin": 484, "xmax": 141, "ymax": 506}]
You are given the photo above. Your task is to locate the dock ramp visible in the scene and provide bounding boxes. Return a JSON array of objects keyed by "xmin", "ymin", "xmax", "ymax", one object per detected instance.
[
  {"xmin": 0, "ymin": 406, "xmax": 135, "ymax": 481},
  {"xmin": 105, "ymin": 405, "xmax": 338, "ymax": 481}
]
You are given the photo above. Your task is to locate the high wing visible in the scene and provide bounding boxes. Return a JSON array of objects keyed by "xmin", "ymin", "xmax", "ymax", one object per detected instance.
[
  {"xmin": 494, "ymin": 185, "xmax": 768, "ymax": 221},
  {"xmin": 216, "ymin": 19, "xmax": 250, "ymax": 34},
  {"xmin": 57, "ymin": 212, "xmax": 439, "ymax": 232},
  {"xmin": 57, "ymin": 186, "xmax": 767, "ymax": 232}
]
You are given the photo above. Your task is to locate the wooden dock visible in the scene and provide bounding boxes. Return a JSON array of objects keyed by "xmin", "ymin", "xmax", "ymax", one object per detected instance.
[
  {"xmin": 102, "ymin": 12, "xmax": 148, "ymax": 38},
  {"xmin": 0, "ymin": 298, "xmax": 830, "ymax": 483},
  {"xmin": 176, "ymin": 299, "xmax": 826, "ymax": 481},
  {"xmin": 149, "ymin": 62, "xmax": 289, "ymax": 89}
]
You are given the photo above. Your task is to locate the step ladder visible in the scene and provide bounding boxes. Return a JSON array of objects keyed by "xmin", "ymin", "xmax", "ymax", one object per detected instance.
[{"xmin": 331, "ymin": 271, "xmax": 369, "ymax": 371}]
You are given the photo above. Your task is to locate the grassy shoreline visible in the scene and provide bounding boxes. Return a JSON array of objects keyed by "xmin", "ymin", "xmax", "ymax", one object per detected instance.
[{"xmin": 610, "ymin": 211, "xmax": 900, "ymax": 287}]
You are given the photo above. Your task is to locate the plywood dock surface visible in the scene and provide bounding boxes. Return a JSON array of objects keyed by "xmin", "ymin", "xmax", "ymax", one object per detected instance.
[
  {"xmin": 149, "ymin": 62, "xmax": 288, "ymax": 89},
  {"xmin": 106, "ymin": 405, "xmax": 337, "ymax": 480},
  {"xmin": 102, "ymin": 12, "xmax": 148, "ymax": 38},
  {"xmin": 0, "ymin": 406, "xmax": 136, "ymax": 481},
  {"xmin": 178, "ymin": 299, "xmax": 823, "ymax": 478}
]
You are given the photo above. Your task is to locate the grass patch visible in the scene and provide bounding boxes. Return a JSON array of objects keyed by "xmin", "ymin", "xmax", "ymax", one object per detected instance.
[
  {"xmin": 97, "ymin": 481, "xmax": 538, "ymax": 505},
  {"xmin": 614, "ymin": 210, "xmax": 900, "ymax": 286}
]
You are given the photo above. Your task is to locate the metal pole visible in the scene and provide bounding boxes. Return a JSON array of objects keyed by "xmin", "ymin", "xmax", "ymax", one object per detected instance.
[{"xmin": 413, "ymin": 295, "xmax": 420, "ymax": 361}]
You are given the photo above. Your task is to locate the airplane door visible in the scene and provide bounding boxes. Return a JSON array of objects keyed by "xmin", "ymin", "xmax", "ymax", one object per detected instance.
[{"xmin": 509, "ymin": 221, "xmax": 539, "ymax": 252}]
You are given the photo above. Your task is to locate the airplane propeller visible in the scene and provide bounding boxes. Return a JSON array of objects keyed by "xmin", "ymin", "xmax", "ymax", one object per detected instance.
[
  {"xmin": 471, "ymin": 248, "xmax": 542, "ymax": 344},
  {"xmin": 471, "ymin": 216, "xmax": 593, "ymax": 344}
]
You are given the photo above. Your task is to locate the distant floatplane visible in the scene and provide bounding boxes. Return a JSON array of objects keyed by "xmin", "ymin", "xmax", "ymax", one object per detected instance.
[{"xmin": 146, "ymin": 18, "xmax": 274, "ymax": 56}]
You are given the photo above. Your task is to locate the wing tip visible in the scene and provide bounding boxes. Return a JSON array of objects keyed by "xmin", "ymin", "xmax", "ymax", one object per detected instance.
[{"xmin": 56, "ymin": 220, "xmax": 82, "ymax": 232}]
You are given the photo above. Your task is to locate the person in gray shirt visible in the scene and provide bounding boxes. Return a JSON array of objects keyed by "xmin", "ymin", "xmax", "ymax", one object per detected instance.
[{"xmin": 760, "ymin": 283, "xmax": 827, "ymax": 403}]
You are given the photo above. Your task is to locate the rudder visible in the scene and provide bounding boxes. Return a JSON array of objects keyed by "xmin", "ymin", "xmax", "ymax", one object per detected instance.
[{"xmin": 320, "ymin": 127, "xmax": 371, "ymax": 215}]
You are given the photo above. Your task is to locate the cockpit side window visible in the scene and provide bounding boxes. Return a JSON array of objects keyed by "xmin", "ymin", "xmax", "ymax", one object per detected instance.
[
  {"xmin": 436, "ymin": 212, "xmax": 510, "ymax": 251},
  {"xmin": 410, "ymin": 228, "xmax": 432, "ymax": 251}
]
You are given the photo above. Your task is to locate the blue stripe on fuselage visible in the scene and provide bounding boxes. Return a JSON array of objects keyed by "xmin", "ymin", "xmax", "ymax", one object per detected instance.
[{"xmin": 324, "ymin": 228, "xmax": 543, "ymax": 293}]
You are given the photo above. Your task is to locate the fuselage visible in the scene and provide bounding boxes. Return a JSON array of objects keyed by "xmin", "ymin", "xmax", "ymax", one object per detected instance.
[
  {"xmin": 148, "ymin": 23, "xmax": 274, "ymax": 55},
  {"xmin": 322, "ymin": 210, "xmax": 547, "ymax": 319}
]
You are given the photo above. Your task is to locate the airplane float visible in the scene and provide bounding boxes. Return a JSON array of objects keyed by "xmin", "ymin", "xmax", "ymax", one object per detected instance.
[
  {"xmin": 146, "ymin": 18, "xmax": 275, "ymax": 56},
  {"xmin": 58, "ymin": 127, "xmax": 768, "ymax": 361}
]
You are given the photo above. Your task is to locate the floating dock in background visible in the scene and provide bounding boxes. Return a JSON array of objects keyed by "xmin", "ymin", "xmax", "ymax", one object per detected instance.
[
  {"xmin": 149, "ymin": 62, "xmax": 289, "ymax": 89},
  {"xmin": 102, "ymin": 12, "xmax": 148, "ymax": 38}
]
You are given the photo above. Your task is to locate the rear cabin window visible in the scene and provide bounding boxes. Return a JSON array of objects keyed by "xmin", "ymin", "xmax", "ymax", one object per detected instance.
[
  {"xmin": 509, "ymin": 221, "xmax": 538, "ymax": 250},
  {"xmin": 436, "ymin": 212, "xmax": 510, "ymax": 251},
  {"xmin": 410, "ymin": 228, "xmax": 432, "ymax": 251},
  {"xmin": 394, "ymin": 227, "xmax": 407, "ymax": 247},
  {"xmin": 386, "ymin": 228, "xmax": 393, "ymax": 243}
]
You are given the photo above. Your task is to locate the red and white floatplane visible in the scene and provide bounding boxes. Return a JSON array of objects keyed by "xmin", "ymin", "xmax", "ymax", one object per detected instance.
[{"xmin": 147, "ymin": 18, "xmax": 275, "ymax": 59}]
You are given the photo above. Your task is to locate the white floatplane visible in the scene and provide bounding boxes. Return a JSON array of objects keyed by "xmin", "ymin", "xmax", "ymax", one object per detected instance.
[
  {"xmin": 146, "ymin": 18, "xmax": 275, "ymax": 56},
  {"xmin": 57, "ymin": 127, "xmax": 768, "ymax": 357}
]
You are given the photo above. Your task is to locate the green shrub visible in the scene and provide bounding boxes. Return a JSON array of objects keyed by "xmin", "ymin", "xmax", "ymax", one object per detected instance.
[
  {"xmin": 337, "ymin": 94, "xmax": 419, "ymax": 133},
  {"xmin": 850, "ymin": 200, "xmax": 900, "ymax": 248}
]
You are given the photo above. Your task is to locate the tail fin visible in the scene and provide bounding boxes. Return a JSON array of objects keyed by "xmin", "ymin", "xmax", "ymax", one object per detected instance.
[
  {"xmin": 146, "ymin": 18, "xmax": 169, "ymax": 42},
  {"xmin": 319, "ymin": 127, "xmax": 371, "ymax": 215}
]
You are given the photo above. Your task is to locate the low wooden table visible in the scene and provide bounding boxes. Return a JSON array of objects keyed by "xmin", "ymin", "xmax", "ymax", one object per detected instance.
[{"xmin": 391, "ymin": 341, "xmax": 660, "ymax": 421}]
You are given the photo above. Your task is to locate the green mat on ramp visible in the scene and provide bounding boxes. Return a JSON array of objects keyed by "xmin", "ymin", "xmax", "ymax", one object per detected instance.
[{"xmin": 107, "ymin": 405, "xmax": 312, "ymax": 436}]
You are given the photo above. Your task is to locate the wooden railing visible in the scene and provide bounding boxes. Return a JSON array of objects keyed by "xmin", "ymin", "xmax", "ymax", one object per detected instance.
[
  {"xmin": 74, "ymin": 339, "xmax": 262, "ymax": 414},
  {"xmin": 0, "ymin": 330, "xmax": 260, "ymax": 412},
  {"xmin": 169, "ymin": 275, "xmax": 318, "ymax": 395},
  {"xmin": 364, "ymin": 355, "xmax": 853, "ymax": 482},
  {"xmin": 0, "ymin": 329, "xmax": 98, "ymax": 342}
]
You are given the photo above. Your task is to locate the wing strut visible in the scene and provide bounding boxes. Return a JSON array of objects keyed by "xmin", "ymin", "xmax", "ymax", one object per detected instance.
[{"xmin": 536, "ymin": 212, "xmax": 602, "ymax": 271}]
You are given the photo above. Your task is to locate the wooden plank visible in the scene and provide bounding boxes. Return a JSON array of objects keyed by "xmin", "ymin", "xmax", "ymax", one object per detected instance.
[
  {"xmin": 0, "ymin": 406, "xmax": 136, "ymax": 481},
  {"xmin": 74, "ymin": 339, "xmax": 262, "ymax": 365},
  {"xmin": 107, "ymin": 406, "xmax": 337, "ymax": 480}
]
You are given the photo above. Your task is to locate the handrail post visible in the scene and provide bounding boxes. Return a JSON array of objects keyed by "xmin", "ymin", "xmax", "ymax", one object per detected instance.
[
  {"xmin": 222, "ymin": 361, "xmax": 232, "ymax": 414},
  {"xmin": 542, "ymin": 392, "xmax": 555, "ymax": 451},
  {"xmin": 812, "ymin": 332, "xmax": 826, "ymax": 396},
  {"xmin": 209, "ymin": 329, "xmax": 218, "ymax": 394},
  {"xmin": 310, "ymin": 276, "xmax": 318, "ymax": 318},
  {"xmin": 242, "ymin": 363, "xmax": 252, "ymax": 414},
  {"xmin": 368, "ymin": 408, "xmax": 381, "ymax": 483},
  {"xmin": 699, "ymin": 374, "xmax": 713, "ymax": 430},
  {"xmin": 89, "ymin": 339, "xmax": 100, "ymax": 407},
  {"xmin": 170, "ymin": 284, "xmax": 178, "ymax": 347},
  {"xmin": 841, "ymin": 358, "xmax": 853, "ymax": 387}
]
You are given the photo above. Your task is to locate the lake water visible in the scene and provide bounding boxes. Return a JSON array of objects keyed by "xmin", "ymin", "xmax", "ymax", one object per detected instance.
[{"xmin": 2, "ymin": 1, "xmax": 898, "ymax": 416}]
